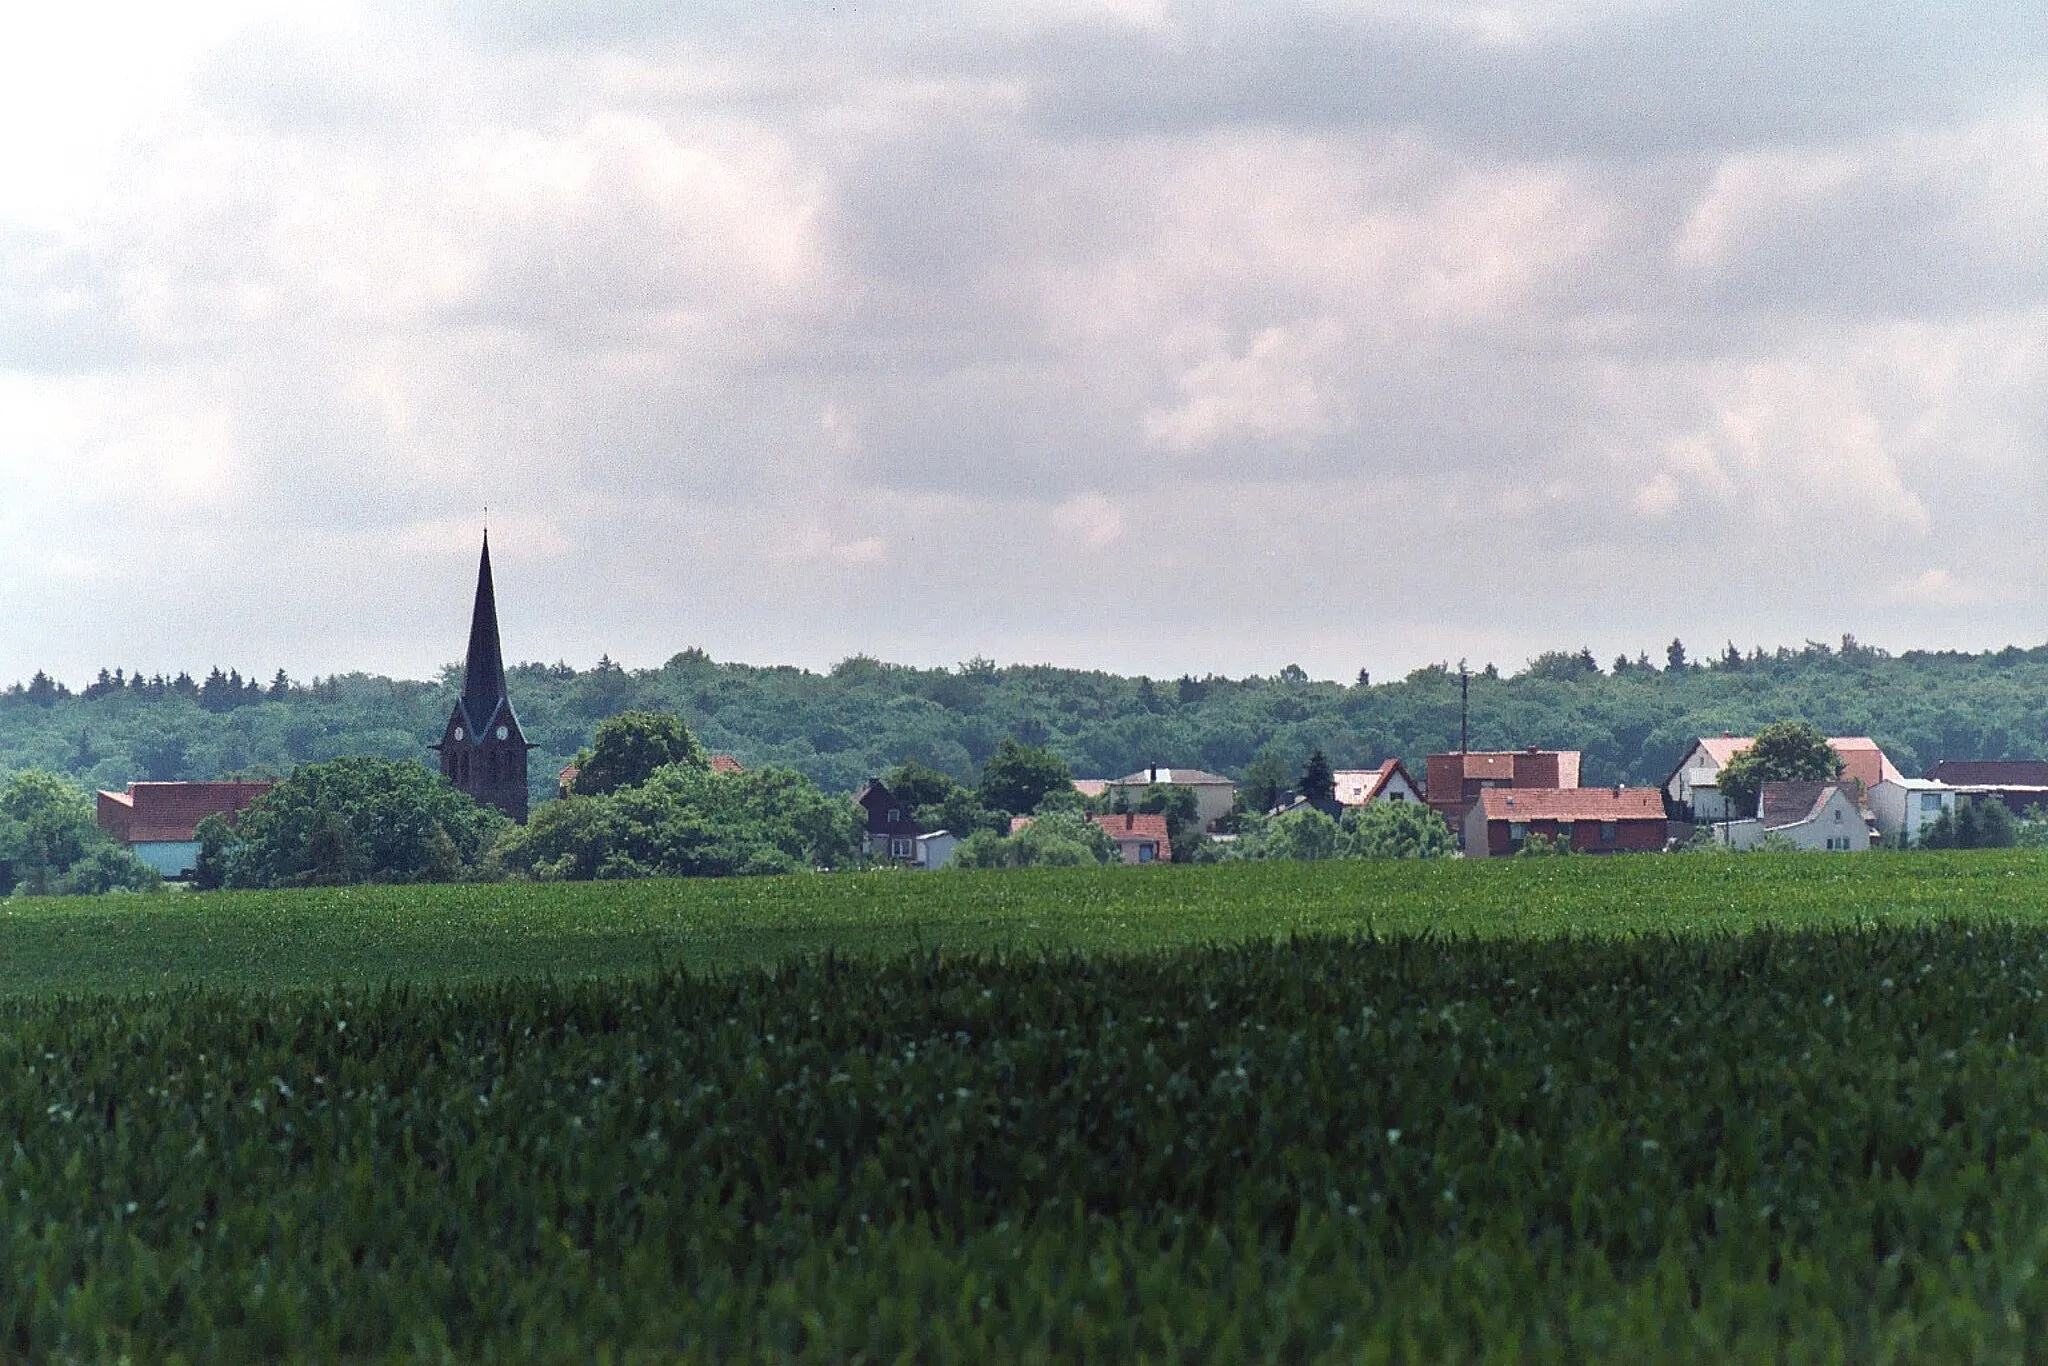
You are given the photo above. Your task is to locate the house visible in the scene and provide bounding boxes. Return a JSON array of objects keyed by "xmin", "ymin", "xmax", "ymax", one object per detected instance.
[
  {"xmin": 1425, "ymin": 749, "xmax": 1581, "ymax": 834},
  {"xmin": 1009, "ymin": 812, "xmax": 1173, "ymax": 864},
  {"xmin": 1869, "ymin": 776, "xmax": 1960, "ymax": 844},
  {"xmin": 1333, "ymin": 760, "xmax": 1423, "ymax": 808},
  {"xmin": 95, "ymin": 781, "xmax": 274, "ymax": 878},
  {"xmin": 1720, "ymin": 782, "xmax": 1871, "ymax": 851},
  {"xmin": 1103, "ymin": 766, "xmax": 1238, "ymax": 831},
  {"xmin": 1665, "ymin": 734, "xmax": 1904, "ymax": 822},
  {"xmin": 1071, "ymin": 779, "xmax": 1110, "ymax": 800},
  {"xmin": 1462, "ymin": 786, "xmax": 1664, "ymax": 858},
  {"xmin": 854, "ymin": 778, "xmax": 925, "ymax": 864},
  {"xmin": 1918, "ymin": 761, "xmax": 2048, "ymax": 817},
  {"xmin": 1094, "ymin": 812, "xmax": 1172, "ymax": 864}
]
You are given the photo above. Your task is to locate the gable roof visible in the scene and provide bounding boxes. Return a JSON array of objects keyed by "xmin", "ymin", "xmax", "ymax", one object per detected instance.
[
  {"xmin": 1669, "ymin": 735, "xmax": 1901, "ymax": 791},
  {"xmin": 1923, "ymin": 760, "xmax": 2048, "ymax": 787},
  {"xmin": 708, "ymin": 754, "xmax": 743, "ymax": 774},
  {"xmin": 1474, "ymin": 787, "xmax": 1663, "ymax": 822},
  {"xmin": 1333, "ymin": 759, "xmax": 1416, "ymax": 805},
  {"xmin": 1758, "ymin": 781, "xmax": 1849, "ymax": 829},
  {"xmin": 96, "ymin": 781, "xmax": 273, "ymax": 844},
  {"xmin": 1093, "ymin": 812, "xmax": 1171, "ymax": 860},
  {"xmin": 1829, "ymin": 738, "xmax": 1902, "ymax": 790}
]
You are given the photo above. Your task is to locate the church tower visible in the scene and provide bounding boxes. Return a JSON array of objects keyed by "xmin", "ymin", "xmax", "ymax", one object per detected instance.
[{"xmin": 433, "ymin": 531, "xmax": 532, "ymax": 821}]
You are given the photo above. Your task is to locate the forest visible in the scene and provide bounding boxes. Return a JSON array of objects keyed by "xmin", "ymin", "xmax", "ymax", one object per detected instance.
[{"xmin": 3, "ymin": 635, "xmax": 2046, "ymax": 805}]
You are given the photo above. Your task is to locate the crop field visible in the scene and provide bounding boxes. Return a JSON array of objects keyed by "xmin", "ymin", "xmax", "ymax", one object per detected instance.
[
  {"xmin": 10, "ymin": 857, "xmax": 2048, "ymax": 1357},
  {"xmin": 6, "ymin": 923, "xmax": 2048, "ymax": 1358},
  {"xmin": 6, "ymin": 849, "xmax": 2048, "ymax": 996}
]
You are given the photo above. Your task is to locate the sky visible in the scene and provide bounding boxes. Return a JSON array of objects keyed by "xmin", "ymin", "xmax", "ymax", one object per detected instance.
[{"xmin": 3, "ymin": 1, "xmax": 2046, "ymax": 687}]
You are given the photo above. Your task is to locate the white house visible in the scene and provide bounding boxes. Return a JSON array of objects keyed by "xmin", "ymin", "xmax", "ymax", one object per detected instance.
[
  {"xmin": 1869, "ymin": 777, "xmax": 1959, "ymax": 845},
  {"xmin": 1666, "ymin": 734, "xmax": 1903, "ymax": 821},
  {"xmin": 1720, "ymin": 782, "xmax": 1871, "ymax": 851},
  {"xmin": 1333, "ymin": 760, "xmax": 1423, "ymax": 809},
  {"xmin": 1104, "ymin": 766, "xmax": 1238, "ymax": 831}
]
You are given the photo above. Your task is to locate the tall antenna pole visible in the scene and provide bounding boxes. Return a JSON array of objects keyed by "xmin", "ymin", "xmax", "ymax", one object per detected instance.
[{"xmin": 1459, "ymin": 660, "xmax": 1469, "ymax": 754}]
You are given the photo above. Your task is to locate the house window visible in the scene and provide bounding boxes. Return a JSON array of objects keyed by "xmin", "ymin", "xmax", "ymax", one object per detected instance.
[
  {"xmin": 1389, "ymin": 791, "xmax": 1405, "ymax": 802},
  {"xmin": 1600, "ymin": 821, "xmax": 1617, "ymax": 842},
  {"xmin": 889, "ymin": 837, "xmax": 912, "ymax": 859},
  {"xmin": 1920, "ymin": 793, "xmax": 1944, "ymax": 813},
  {"xmin": 1137, "ymin": 843, "xmax": 1156, "ymax": 862},
  {"xmin": 1833, "ymin": 808, "xmax": 1842, "ymax": 823},
  {"xmin": 1509, "ymin": 822, "xmax": 1528, "ymax": 840},
  {"xmin": 1557, "ymin": 822, "xmax": 1575, "ymax": 845},
  {"xmin": 887, "ymin": 808, "xmax": 901, "ymax": 823}
]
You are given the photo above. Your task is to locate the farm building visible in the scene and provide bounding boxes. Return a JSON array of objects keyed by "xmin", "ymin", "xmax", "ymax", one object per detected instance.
[
  {"xmin": 1462, "ymin": 786, "xmax": 1664, "ymax": 858},
  {"xmin": 95, "ymin": 781, "xmax": 274, "ymax": 878}
]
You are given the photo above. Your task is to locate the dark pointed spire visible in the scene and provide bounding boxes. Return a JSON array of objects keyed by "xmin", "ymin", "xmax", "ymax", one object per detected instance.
[{"xmin": 461, "ymin": 531, "xmax": 508, "ymax": 727}]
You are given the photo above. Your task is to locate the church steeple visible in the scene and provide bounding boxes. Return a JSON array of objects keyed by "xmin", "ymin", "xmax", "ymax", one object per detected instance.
[
  {"xmin": 461, "ymin": 531, "xmax": 508, "ymax": 731},
  {"xmin": 435, "ymin": 529, "xmax": 531, "ymax": 822}
]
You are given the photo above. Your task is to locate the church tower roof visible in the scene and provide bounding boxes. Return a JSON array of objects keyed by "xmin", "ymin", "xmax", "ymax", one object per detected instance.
[{"xmin": 460, "ymin": 531, "xmax": 510, "ymax": 730}]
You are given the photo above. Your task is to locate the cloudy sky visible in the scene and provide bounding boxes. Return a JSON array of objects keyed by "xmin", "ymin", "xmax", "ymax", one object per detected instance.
[{"xmin": 3, "ymin": 1, "xmax": 2046, "ymax": 686}]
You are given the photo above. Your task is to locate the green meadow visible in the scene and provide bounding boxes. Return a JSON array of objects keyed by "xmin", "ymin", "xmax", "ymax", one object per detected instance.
[
  {"xmin": 0, "ymin": 850, "xmax": 2045, "ymax": 996},
  {"xmin": 8, "ymin": 857, "xmax": 2048, "ymax": 1358}
]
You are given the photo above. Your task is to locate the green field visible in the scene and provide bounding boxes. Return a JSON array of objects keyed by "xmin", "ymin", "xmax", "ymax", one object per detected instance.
[
  {"xmin": 9, "ymin": 857, "xmax": 2048, "ymax": 1358},
  {"xmin": 5, "ymin": 850, "xmax": 2048, "ymax": 995}
]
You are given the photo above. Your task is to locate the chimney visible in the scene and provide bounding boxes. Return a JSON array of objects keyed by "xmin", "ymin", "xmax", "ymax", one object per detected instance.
[
  {"xmin": 1148, "ymin": 764, "xmax": 1158, "ymax": 783},
  {"xmin": 1124, "ymin": 812, "xmax": 1134, "ymax": 830}
]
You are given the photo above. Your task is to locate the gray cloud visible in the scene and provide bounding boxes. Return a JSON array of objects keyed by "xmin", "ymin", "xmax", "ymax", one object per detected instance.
[{"xmin": 0, "ymin": 1, "xmax": 2044, "ymax": 689}]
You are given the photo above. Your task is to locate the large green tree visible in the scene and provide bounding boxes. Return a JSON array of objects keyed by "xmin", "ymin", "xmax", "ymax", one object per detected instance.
[
  {"xmin": 949, "ymin": 809, "xmax": 1116, "ymax": 869},
  {"xmin": 569, "ymin": 710, "xmax": 706, "ymax": 796},
  {"xmin": 1339, "ymin": 801, "xmax": 1456, "ymax": 860},
  {"xmin": 219, "ymin": 757, "xmax": 505, "ymax": 887},
  {"xmin": 0, "ymin": 769, "xmax": 157, "ymax": 895},
  {"xmin": 493, "ymin": 764, "xmax": 861, "ymax": 880},
  {"xmin": 1716, "ymin": 721, "xmax": 1843, "ymax": 818},
  {"xmin": 976, "ymin": 740, "xmax": 1073, "ymax": 818}
]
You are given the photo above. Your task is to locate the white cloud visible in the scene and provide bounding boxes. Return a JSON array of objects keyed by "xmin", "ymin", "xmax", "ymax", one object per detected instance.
[{"xmin": 0, "ymin": 2, "xmax": 2046, "ymax": 687}]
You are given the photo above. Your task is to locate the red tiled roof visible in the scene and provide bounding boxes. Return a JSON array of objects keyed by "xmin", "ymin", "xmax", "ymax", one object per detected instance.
[
  {"xmin": 1429, "ymin": 751, "xmax": 1583, "ymax": 785},
  {"xmin": 1092, "ymin": 812, "xmax": 1172, "ymax": 861},
  {"xmin": 1475, "ymin": 787, "xmax": 1663, "ymax": 822},
  {"xmin": 709, "ymin": 754, "xmax": 743, "ymax": 774},
  {"xmin": 1679, "ymin": 736, "xmax": 1900, "ymax": 791},
  {"xmin": 95, "ymin": 781, "xmax": 273, "ymax": 844}
]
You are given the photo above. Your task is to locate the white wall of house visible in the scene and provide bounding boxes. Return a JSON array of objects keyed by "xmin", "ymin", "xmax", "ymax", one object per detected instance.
[
  {"xmin": 1104, "ymin": 779, "xmax": 1237, "ymax": 830},
  {"xmin": 914, "ymin": 831, "xmax": 959, "ymax": 869},
  {"xmin": 1666, "ymin": 744, "xmax": 1733, "ymax": 820},
  {"xmin": 1870, "ymin": 779, "xmax": 1956, "ymax": 844},
  {"xmin": 1767, "ymin": 788, "xmax": 1871, "ymax": 851}
]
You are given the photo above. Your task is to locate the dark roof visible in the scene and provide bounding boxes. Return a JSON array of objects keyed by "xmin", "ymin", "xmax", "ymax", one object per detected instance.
[
  {"xmin": 459, "ymin": 531, "xmax": 511, "ymax": 734},
  {"xmin": 1924, "ymin": 760, "xmax": 2048, "ymax": 787},
  {"xmin": 1758, "ymin": 781, "xmax": 1838, "ymax": 829}
]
